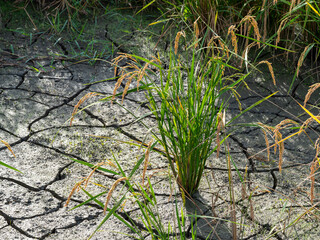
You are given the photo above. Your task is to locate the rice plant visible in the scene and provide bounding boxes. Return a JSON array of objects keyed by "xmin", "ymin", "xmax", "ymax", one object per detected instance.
[
  {"xmin": 110, "ymin": 26, "xmax": 250, "ymax": 197},
  {"xmin": 0, "ymin": 139, "xmax": 21, "ymax": 172}
]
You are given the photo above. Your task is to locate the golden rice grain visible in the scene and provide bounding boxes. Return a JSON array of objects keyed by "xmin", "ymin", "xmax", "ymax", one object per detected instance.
[
  {"xmin": 228, "ymin": 25, "xmax": 238, "ymax": 55},
  {"xmin": 300, "ymin": 116, "xmax": 320, "ymax": 131},
  {"xmin": 273, "ymin": 119, "xmax": 297, "ymax": 172},
  {"xmin": 275, "ymin": 18, "xmax": 288, "ymax": 46},
  {"xmin": 104, "ymin": 177, "xmax": 128, "ymax": 214},
  {"xmin": 70, "ymin": 92, "xmax": 98, "ymax": 126},
  {"xmin": 240, "ymin": 15, "xmax": 261, "ymax": 48},
  {"xmin": 0, "ymin": 139, "xmax": 15, "ymax": 157},
  {"xmin": 218, "ymin": 39, "xmax": 230, "ymax": 58},
  {"xmin": 296, "ymin": 45, "xmax": 310, "ymax": 77},
  {"xmin": 65, "ymin": 179, "xmax": 86, "ymax": 207},
  {"xmin": 174, "ymin": 31, "xmax": 185, "ymax": 55},
  {"xmin": 304, "ymin": 83, "xmax": 320, "ymax": 107},
  {"xmin": 257, "ymin": 61, "xmax": 276, "ymax": 85}
]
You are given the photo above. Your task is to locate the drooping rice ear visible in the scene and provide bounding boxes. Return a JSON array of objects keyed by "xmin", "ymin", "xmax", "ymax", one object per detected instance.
[
  {"xmin": 174, "ymin": 31, "xmax": 185, "ymax": 55},
  {"xmin": 300, "ymin": 116, "xmax": 320, "ymax": 133},
  {"xmin": 303, "ymin": 83, "xmax": 320, "ymax": 107},
  {"xmin": 70, "ymin": 92, "xmax": 98, "ymax": 126},
  {"xmin": 296, "ymin": 45, "xmax": 311, "ymax": 77},
  {"xmin": 228, "ymin": 25, "xmax": 238, "ymax": 55},
  {"xmin": 273, "ymin": 119, "xmax": 297, "ymax": 172},
  {"xmin": 104, "ymin": 177, "xmax": 128, "ymax": 215},
  {"xmin": 193, "ymin": 17, "xmax": 200, "ymax": 42},
  {"xmin": 65, "ymin": 178, "xmax": 86, "ymax": 207},
  {"xmin": 275, "ymin": 18, "xmax": 288, "ymax": 47},
  {"xmin": 0, "ymin": 139, "xmax": 15, "ymax": 157},
  {"xmin": 257, "ymin": 61, "xmax": 276, "ymax": 85},
  {"xmin": 240, "ymin": 15, "xmax": 261, "ymax": 47}
]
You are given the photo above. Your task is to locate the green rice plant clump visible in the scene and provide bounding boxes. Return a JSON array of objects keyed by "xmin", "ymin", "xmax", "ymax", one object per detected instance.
[{"xmin": 112, "ymin": 36, "xmax": 245, "ymax": 196}]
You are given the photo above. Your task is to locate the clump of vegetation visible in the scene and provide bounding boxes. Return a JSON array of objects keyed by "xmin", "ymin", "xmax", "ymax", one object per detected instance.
[{"xmin": 3, "ymin": 0, "xmax": 320, "ymax": 239}]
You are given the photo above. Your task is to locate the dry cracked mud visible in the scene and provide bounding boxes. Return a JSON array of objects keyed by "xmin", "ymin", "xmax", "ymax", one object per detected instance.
[{"xmin": 0, "ymin": 7, "xmax": 320, "ymax": 240}]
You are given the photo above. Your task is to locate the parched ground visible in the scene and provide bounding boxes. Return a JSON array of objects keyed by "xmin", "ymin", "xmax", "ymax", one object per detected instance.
[{"xmin": 0, "ymin": 7, "xmax": 320, "ymax": 240}]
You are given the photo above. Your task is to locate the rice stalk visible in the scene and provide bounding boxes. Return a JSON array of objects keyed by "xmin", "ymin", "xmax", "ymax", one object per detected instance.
[
  {"xmin": 273, "ymin": 120, "xmax": 297, "ymax": 172},
  {"xmin": 70, "ymin": 92, "xmax": 98, "ymax": 126},
  {"xmin": 275, "ymin": 18, "xmax": 289, "ymax": 46},
  {"xmin": 262, "ymin": 0, "xmax": 268, "ymax": 43},
  {"xmin": 174, "ymin": 31, "xmax": 185, "ymax": 55},
  {"xmin": 65, "ymin": 178, "xmax": 86, "ymax": 207},
  {"xmin": 104, "ymin": 177, "xmax": 128, "ymax": 214},
  {"xmin": 296, "ymin": 45, "xmax": 310, "ymax": 77},
  {"xmin": 261, "ymin": 128, "xmax": 271, "ymax": 161},
  {"xmin": 240, "ymin": 15, "xmax": 261, "ymax": 48},
  {"xmin": 249, "ymin": 197, "xmax": 254, "ymax": 221},
  {"xmin": 299, "ymin": 116, "xmax": 320, "ymax": 131},
  {"xmin": 0, "ymin": 139, "xmax": 16, "ymax": 157},
  {"xmin": 241, "ymin": 166, "xmax": 248, "ymax": 200},
  {"xmin": 304, "ymin": 83, "xmax": 320, "ymax": 107},
  {"xmin": 257, "ymin": 61, "xmax": 276, "ymax": 85},
  {"xmin": 228, "ymin": 25, "xmax": 238, "ymax": 55},
  {"xmin": 289, "ymin": 0, "xmax": 297, "ymax": 13}
]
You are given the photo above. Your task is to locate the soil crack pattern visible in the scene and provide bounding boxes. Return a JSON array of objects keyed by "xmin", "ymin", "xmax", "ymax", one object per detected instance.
[{"xmin": 0, "ymin": 5, "xmax": 320, "ymax": 240}]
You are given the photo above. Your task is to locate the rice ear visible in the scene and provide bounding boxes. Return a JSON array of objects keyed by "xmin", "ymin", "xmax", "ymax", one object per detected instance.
[
  {"xmin": 0, "ymin": 139, "xmax": 15, "ymax": 157},
  {"xmin": 193, "ymin": 18, "xmax": 200, "ymax": 48},
  {"xmin": 104, "ymin": 177, "xmax": 128, "ymax": 214},
  {"xmin": 228, "ymin": 25, "xmax": 238, "ymax": 55},
  {"xmin": 296, "ymin": 45, "xmax": 310, "ymax": 77},
  {"xmin": 273, "ymin": 119, "xmax": 297, "ymax": 172},
  {"xmin": 70, "ymin": 92, "xmax": 98, "ymax": 126},
  {"xmin": 240, "ymin": 15, "xmax": 261, "ymax": 48},
  {"xmin": 275, "ymin": 18, "xmax": 288, "ymax": 46},
  {"xmin": 257, "ymin": 60, "xmax": 276, "ymax": 85},
  {"xmin": 65, "ymin": 179, "xmax": 86, "ymax": 207},
  {"xmin": 304, "ymin": 83, "xmax": 320, "ymax": 107},
  {"xmin": 174, "ymin": 31, "xmax": 185, "ymax": 55},
  {"xmin": 300, "ymin": 116, "xmax": 320, "ymax": 132}
]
